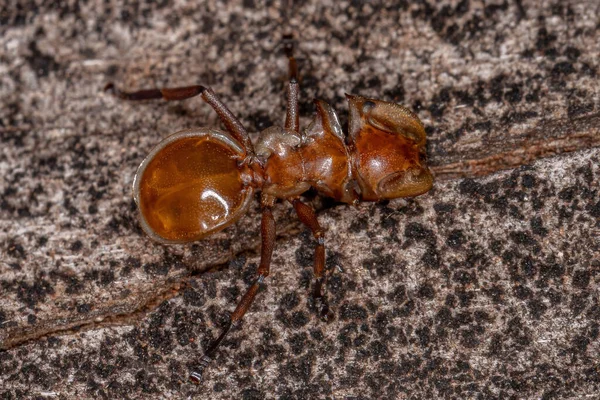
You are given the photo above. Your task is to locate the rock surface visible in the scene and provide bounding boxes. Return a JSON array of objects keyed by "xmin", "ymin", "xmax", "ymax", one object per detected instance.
[{"xmin": 1, "ymin": 0, "xmax": 599, "ymax": 399}]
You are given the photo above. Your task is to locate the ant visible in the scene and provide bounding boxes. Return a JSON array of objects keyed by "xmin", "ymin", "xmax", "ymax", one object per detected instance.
[{"xmin": 105, "ymin": 35, "xmax": 433, "ymax": 382}]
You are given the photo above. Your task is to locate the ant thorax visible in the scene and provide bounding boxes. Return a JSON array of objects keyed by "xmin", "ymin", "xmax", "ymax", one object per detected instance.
[
  {"xmin": 255, "ymin": 96, "xmax": 432, "ymax": 204},
  {"xmin": 256, "ymin": 100, "xmax": 355, "ymax": 203}
]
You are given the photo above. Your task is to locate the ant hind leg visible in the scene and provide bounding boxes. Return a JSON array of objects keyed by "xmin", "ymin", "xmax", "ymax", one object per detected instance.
[
  {"xmin": 104, "ymin": 83, "xmax": 206, "ymax": 101},
  {"xmin": 189, "ymin": 195, "xmax": 277, "ymax": 382},
  {"xmin": 104, "ymin": 83, "xmax": 254, "ymax": 154}
]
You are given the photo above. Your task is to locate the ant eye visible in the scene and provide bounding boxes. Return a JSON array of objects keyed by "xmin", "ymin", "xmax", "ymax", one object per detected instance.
[{"xmin": 362, "ymin": 100, "xmax": 376, "ymax": 114}]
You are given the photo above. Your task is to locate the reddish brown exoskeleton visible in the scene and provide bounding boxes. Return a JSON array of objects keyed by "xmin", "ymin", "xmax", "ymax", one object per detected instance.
[{"xmin": 105, "ymin": 35, "xmax": 433, "ymax": 382}]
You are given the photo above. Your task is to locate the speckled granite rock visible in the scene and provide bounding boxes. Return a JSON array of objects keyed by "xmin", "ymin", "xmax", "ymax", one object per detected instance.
[{"xmin": 1, "ymin": 1, "xmax": 599, "ymax": 399}]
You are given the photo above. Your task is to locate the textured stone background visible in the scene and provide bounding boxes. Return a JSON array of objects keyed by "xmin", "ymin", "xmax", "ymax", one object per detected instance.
[{"xmin": 1, "ymin": 0, "xmax": 599, "ymax": 399}]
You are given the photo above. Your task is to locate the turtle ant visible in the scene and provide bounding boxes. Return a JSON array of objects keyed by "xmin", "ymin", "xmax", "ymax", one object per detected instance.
[{"xmin": 105, "ymin": 35, "xmax": 433, "ymax": 382}]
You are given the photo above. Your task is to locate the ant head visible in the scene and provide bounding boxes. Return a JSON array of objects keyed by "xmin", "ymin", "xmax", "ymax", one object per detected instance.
[
  {"xmin": 133, "ymin": 128, "xmax": 254, "ymax": 243},
  {"xmin": 346, "ymin": 95, "xmax": 433, "ymax": 201}
]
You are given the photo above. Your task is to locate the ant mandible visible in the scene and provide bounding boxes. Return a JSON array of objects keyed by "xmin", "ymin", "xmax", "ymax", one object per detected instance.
[{"xmin": 105, "ymin": 35, "xmax": 433, "ymax": 382}]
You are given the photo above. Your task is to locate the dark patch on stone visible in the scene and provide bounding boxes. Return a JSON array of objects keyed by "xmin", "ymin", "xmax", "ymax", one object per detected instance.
[
  {"xmin": 528, "ymin": 299, "xmax": 547, "ymax": 319},
  {"xmin": 539, "ymin": 263, "xmax": 565, "ymax": 280},
  {"xmin": 294, "ymin": 236, "xmax": 313, "ymax": 268},
  {"xmin": 513, "ymin": 285, "xmax": 532, "ymax": 300},
  {"xmin": 570, "ymin": 294, "xmax": 588, "ymax": 317},
  {"xmin": 404, "ymin": 222, "xmax": 435, "ymax": 244},
  {"xmin": 387, "ymin": 284, "xmax": 406, "ymax": 303},
  {"xmin": 224, "ymin": 285, "xmax": 241, "ymax": 304},
  {"xmin": 280, "ymin": 354, "xmax": 313, "ymax": 383},
  {"xmin": 143, "ymin": 262, "xmax": 170, "ymax": 276},
  {"xmin": 571, "ymin": 335, "xmax": 590, "ymax": 354},
  {"xmin": 231, "ymin": 81, "xmax": 245, "ymax": 94},
  {"xmin": 362, "ymin": 254, "xmax": 394, "ymax": 277},
  {"xmin": 7, "ymin": 241, "xmax": 26, "ymax": 259},
  {"xmin": 568, "ymin": 101, "xmax": 594, "ymax": 118},
  {"xmin": 240, "ymin": 388, "xmax": 263, "ymax": 400},
  {"xmin": 415, "ymin": 325, "xmax": 430, "ymax": 347},
  {"xmin": 558, "ymin": 186, "xmax": 577, "ymax": 202},
  {"xmin": 397, "ymin": 299, "xmax": 415, "ymax": 317},
  {"xmin": 383, "ymin": 80, "xmax": 405, "ymax": 102},
  {"xmin": 428, "ymin": 88, "xmax": 450, "ymax": 117},
  {"xmin": 26, "ymin": 40, "xmax": 60, "ymax": 78},
  {"xmin": 70, "ymin": 240, "xmax": 83, "ymax": 252},
  {"xmin": 509, "ymin": 231, "xmax": 538, "ymax": 248},
  {"xmin": 530, "ymin": 216, "xmax": 548, "ymax": 237},
  {"xmin": 434, "ymin": 202, "xmax": 454, "ymax": 214},
  {"xmin": 446, "ymin": 230, "xmax": 465, "ymax": 249},
  {"xmin": 460, "ymin": 328, "xmax": 480, "ymax": 348},
  {"xmin": 436, "ymin": 306, "xmax": 453, "ymax": 326},
  {"xmin": 290, "ymin": 311, "xmax": 309, "ymax": 328},
  {"xmin": 125, "ymin": 257, "xmax": 142, "ymax": 269},
  {"xmin": 573, "ymin": 270, "xmax": 591, "ymax": 289},
  {"xmin": 17, "ymin": 278, "xmax": 55, "ymax": 308},
  {"xmin": 536, "ymin": 27, "xmax": 556, "ymax": 51},
  {"xmin": 504, "ymin": 83, "xmax": 522, "ymax": 103},
  {"xmin": 421, "ymin": 246, "xmax": 441, "ymax": 269},
  {"xmin": 459, "ymin": 178, "xmax": 482, "ymax": 196},
  {"xmin": 418, "ymin": 283, "xmax": 435, "ymax": 299},
  {"xmin": 64, "ymin": 275, "xmax": 84, "ymax": 295},
  {"xmin": 520, "ymin": 256, "xmax": 537, "ymax": 278},
  {"xmin": 349, "ymin": 215, "xmax": 369, "ymax": 233},
  {"xmin": 580, "ymin": 62, "xmax": 597, "ymax": 77},
  {"xmin": 280, "ymin": 292, "xmax": 300, "ymax": 310},
  {"xmin": 77, "ymin": 303, "xmax": 91, "ymax": 313},
  {"xmin": 564, "ymin": 46, "xmax": 581, "ymax": 60},
  {"xmin": 340, "ymin": 303, "xmax": 368, "ymax": 321},
  {"xmin": 100, "ymin": 270, "xmax": 115, "ymax": 286},
  {"xmin": 552, "ymin": 61, "xmax": 576, "ymax": 76},
  {"xmin": 453, "ymin": 270, "xmax": 475, "ymax": 285}
]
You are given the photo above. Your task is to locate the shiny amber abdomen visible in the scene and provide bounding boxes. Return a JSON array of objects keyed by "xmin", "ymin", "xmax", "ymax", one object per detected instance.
[{"xmin": 137, "ymin": 135, "xmax": 248, "ymax": 242}]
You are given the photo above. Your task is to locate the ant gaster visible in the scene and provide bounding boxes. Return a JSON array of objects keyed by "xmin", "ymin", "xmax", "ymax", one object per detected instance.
[{"xmin": 105, "ymin": 35, "xmax": 433, "ymax": 382}]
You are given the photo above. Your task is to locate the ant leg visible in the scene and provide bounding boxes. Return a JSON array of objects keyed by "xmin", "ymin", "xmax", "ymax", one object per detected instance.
[
  {"xmin": 104, "ymin": 83, "xmax": 254, "ymax": 154},
  {"xmin": 283, "ymin": 34, "xmax": 299, "ymax": 133},
  {"xmin": 290, "ymin": 198, "xmax": 333, "ymax": 322},
  {"xmin": 190, "ymin": 195, "xmax": 276, "ymax": 383},
  {"xmin": 104, "ymin": 83, "xmax": 206, "ymax": 101}
]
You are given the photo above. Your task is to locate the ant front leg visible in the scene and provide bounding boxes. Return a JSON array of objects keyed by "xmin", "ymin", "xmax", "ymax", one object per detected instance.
[
  {"xmin": 291, "ymin": 199, "xmax": 333, "ymax": 322},
  {"xmin": 189, "ymin": 195, "xmax": 276, "ymax": 383},
  {"xmin": 104, "ymin": 83, "xmax": 254, "ymax": 154}
]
